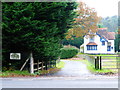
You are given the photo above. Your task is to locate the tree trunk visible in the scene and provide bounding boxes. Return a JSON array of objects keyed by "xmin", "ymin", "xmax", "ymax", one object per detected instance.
[{"xmin": 30, "ymin": 52, "xmax": 34, "ymax": 74}]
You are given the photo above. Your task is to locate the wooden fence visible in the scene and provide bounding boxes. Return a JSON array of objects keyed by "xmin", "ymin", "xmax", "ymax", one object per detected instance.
[
  {"xmin": 34, "ymin": 60, "xmax": 45, "ymax": 72},
  {"xmin": 20, "ymin": 52, "xmax": 57, "ymax": 74},
  {"xmin": 83, "ymin": 55, "xmax": 120, "ymax": 70},
  {"xmin": 33, "ymin": 60, "xmax": 56, "ymax": 72},
  {"xmin": 94, "ymin": 55, "xmax": 120, "ymax": 70}
]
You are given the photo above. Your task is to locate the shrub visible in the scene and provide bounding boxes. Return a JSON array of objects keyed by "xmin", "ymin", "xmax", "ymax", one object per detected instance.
[{"xmin": 60, "ymin": 47, "xmax": 79, "ymax": 59}]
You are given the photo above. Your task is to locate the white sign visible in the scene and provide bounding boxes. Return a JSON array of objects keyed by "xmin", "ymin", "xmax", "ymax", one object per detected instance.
[{"xmin": 10, "ymin": 53, "xmax": 21, "ymax": 60}]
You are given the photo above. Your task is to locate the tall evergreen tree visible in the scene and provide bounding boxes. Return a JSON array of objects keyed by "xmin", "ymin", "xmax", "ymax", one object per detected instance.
[{"xmin": 2, "ymin": 2, "xmax": 77, "ymax": 70}]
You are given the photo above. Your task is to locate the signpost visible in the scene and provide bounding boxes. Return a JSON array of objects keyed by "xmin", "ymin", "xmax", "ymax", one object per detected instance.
[
  {"xmin": 10, "ymin": 52, "xmax": 34, "ymax": 74},
  {"xmin": 10, "ymin": 53, "xmax": 21, "ymax": 60},
  {"xmin": 30, "ymin": 52, "xmax": 34, "ymax": 74}
]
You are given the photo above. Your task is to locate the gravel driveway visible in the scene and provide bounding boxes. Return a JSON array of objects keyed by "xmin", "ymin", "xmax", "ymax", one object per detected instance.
[{"xmin": 48, "ymin": 60, "xmax": 94, "ymax": 77}]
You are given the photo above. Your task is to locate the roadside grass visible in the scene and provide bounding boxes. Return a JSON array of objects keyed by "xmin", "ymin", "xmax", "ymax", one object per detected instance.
[
  {"xmin": 0, "ymin": 70, "xmax": 35, "ymax": 77},
  {"xmin": 101, "ymin": 60, "xmax": 118, "ymax": 73},
  {"xmin": 88, "ymin": 54, "xmax": 117, "ymax": 56},
  {"xmin": 83, "ymin": 60, "xmax": 117, "ymax": 74},
  {"xmin": 88, "ymin": 54, "xmax": 117, "ymax": 59},
  {"xmin": 78, "ymin": 54, "xmax": 118, "ymax": 74},
  {"xmin": 35, "ymin": 61, "xmax": 65, "ymax": 75},
  {"xmin": 1, "ymin": 61, "xmax": 65, "ymax": 77},
  {"xmin": 39, "ymin": 61, "xmax": 65, "ymax": 75},
  {"xmin": 56, "ymin": 61, "xmax": 65, "ymax": 69}
]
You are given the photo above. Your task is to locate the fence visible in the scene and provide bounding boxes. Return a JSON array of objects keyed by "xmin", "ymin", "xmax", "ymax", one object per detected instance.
[
  {"xmin": 34, "ymin": 60, "xmax": 45, "ymax": 72},
  {"xmin": 20, "ymin": 52, "xmax": 57, "ymax": 74},
  {"xmin": 34, "ymin": 60, "xmax": 57, "ymax": 73},
  {"xmin": 99, "ymin": 55, "xmax": 120, "ymax": 70},
  {"xmin": 83, "ymin": 54, "xmax": 120, "ymax": 70}
]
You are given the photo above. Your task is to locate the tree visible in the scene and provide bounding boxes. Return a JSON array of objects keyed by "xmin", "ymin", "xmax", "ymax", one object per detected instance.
[
  {"xmin": 2, "ymin": 2, "xmax": 77, "ymax": 70},
  {"xmin": 100, "ymin": 15, "xmax": 118, "ymax": 32},
  {"xmin": 62, "ymin": 37, "xmax": 83, "ymax": 48},
  {"xmin": 115, "ymin": 34, "xmax": 120, "ymax": 52},
  {"xmin": 65, "ymin": 2, "xmax": 100, "ymax": 39}
]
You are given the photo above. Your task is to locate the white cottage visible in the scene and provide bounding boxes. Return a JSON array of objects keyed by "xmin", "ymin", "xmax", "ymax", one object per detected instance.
[{"xmin": 83, "ymin": 28, "xmax": 115, "ymax": 54}]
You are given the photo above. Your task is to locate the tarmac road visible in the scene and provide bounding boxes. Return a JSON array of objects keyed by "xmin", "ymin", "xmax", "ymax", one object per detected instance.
[
  {"xmin": 1, "ymin": 60, "xmax": 118, "ymax": 88},
  {"xmin": 1, "ymin": 77, "xmax": 118, "ymax": 88}
]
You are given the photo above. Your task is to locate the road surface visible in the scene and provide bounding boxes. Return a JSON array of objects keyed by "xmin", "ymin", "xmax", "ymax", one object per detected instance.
[{"xmin": 1, "ymin": 60, "xmax": 118, "ymax": 88}]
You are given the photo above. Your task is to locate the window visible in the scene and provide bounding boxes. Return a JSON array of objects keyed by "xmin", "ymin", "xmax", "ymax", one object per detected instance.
[
  {"xmin": 107, "ymin": 42, "xmax": 111, "ymax": 46},
  {"xmin": 87, "ymin": 45, "xmax": 97, "ymax": 50},
  {"xmin": 90, "ymin": 37, "xmax": 94, "ymax": 42},
  {"xmin": 102, "ymin": 41, "xmax": 105, "ymax": 46},
  {"xmin": 107, "ymin": 46, "xmax": 111, "ymax": 51},
  {"xmin": 111, "ymin": 47, "xmax": 113, "ymax": 49}
]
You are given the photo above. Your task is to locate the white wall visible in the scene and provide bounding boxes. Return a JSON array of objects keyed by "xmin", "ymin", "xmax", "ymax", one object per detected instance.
[{"xmin": 84, "ymin": 35, "xmax": 115, "ymax": 54}]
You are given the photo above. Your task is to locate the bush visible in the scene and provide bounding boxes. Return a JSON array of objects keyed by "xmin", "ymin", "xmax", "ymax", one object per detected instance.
[{"xmin": 60, "ymin": 47, "xmax": 79, "ymax": 59}]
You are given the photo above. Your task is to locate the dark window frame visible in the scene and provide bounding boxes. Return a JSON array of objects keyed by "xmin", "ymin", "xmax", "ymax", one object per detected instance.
[
  {"xmin": 87, "ymin": 45, "xmax": 97, "ymax": 50},
  {"xmin": 102, "ymin": 41, "xmax": 105, "ymax": 46},
  {"xmin": 107, "ymin": 46, "xmax": 111, "ymax": 51}
]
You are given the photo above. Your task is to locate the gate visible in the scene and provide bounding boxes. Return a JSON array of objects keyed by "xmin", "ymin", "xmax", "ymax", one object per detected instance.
[{"xmin": 95, "ymin": 55, "xmax": 120, "ymax": 70}]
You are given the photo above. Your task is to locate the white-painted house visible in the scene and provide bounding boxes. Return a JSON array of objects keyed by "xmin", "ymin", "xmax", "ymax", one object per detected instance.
[{"xmin": 83, "ymin": 28, "xmax": 115, "ymax": 54}]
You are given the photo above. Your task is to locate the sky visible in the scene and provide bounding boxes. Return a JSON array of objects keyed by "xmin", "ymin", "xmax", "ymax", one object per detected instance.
[{"xmin": 77, "ymin": 0, "xmax": 119, "ymax": 18}]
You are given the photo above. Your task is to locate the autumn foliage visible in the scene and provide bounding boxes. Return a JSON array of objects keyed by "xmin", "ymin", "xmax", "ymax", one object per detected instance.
[{"xmin": 66, "ymin": 2, "xmax": 101, "ymax": 39}]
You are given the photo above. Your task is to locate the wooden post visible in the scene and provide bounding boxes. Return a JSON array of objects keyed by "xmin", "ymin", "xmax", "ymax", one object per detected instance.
[
  {"xmin": 42, "ymin": 61, "xmax": 44, "ymax": 71},
  {"xmin": 100, "ymin": 56, "xmax": 102, "ymax": 70},
  {"xmin": 97, "ymin": 56, "xmax": 99, "ymax": 70},
  {"xmin": 54, "ymin": 59, "xmax": 56, "ymax": 67},
  {"xmin": 95, "ymin": 56, "xmax": 99, "ymax": 70},
  {"xmin": 49, "ymin": 60, "xmax": 51, "ymax": 68},
  {"xmin": 30, "ymin": 52, "xmax": 34, "ymax": 74},
  {"xmin": 45, "ymin": 61, "xmax": 48, "ymax": 70},
  {"xmin": 95, "ymin": 58, "xmax": 97, "ymax": 69},
  {"xmin": 48, "ymin": 60, "xmax": 50, "ymax": 69},
  {"xmin": 37, "ymin": 60, "xmax": 39, "ymax": 72},
  {"xmin": 20, "ymin": 57, "xmax": 29, "ymax": 71}
]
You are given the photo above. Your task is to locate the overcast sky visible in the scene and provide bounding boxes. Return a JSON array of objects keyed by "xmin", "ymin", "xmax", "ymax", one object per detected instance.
[{"xmin": 77, "ymin": 0, "xmax": 119, "ymax": 17}]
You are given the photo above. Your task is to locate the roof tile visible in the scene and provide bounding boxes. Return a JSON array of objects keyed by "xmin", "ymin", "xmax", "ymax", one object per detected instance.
[
  {"xmin": 87, "ymin": 42, "xmax": 97, "ymax": 45},
  {"xmin": 97, "ymin": 28, "xmax": 115, "ymax": 40}
]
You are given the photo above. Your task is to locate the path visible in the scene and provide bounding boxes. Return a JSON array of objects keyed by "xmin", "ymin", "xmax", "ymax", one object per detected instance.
[{"xmin": 47, "ymin": 60, "xmax": 94, "ymax": 77}]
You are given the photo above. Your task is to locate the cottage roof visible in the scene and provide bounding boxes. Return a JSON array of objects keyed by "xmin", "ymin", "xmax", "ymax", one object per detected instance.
[
  {"xmin": 87, "ymin": 42, "xmax": 97, "ymax": 45},
  {"xmin": 97, "ymin": 28, "xmax": 115, "ymax": 40}
]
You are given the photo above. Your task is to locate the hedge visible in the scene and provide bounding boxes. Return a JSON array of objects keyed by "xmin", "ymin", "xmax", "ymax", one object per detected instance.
[{"xmin": 60, "ymin": 47, "xmax": 79, "ymax": 59}]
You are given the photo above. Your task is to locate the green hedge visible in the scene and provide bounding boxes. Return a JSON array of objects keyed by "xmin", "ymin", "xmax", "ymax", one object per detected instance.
[{"xmin": 60, "ymin": 47, "xmax": 79, "ymax": 59}]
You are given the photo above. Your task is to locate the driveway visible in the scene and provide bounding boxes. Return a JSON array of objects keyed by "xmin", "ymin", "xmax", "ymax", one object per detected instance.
[{"xmin": 47, "ymin": 60, "xmax": 94, "ymax": 77}]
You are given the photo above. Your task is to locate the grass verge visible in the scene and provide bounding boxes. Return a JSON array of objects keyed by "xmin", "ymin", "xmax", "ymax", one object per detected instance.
[
  {"xmin": 56, "ymin": 61, "xmax": 65, "ymax": 69},
  {"xmin": 1, "ymin": 61, "xmax": 65, "ymax": 77},
  {"xmin": 0, "ymin": 70, "xmax": 36, "ymax": 77},
  {"xmin": 35, "ymin": 61, "xmax": 65, "ymax": 75}
]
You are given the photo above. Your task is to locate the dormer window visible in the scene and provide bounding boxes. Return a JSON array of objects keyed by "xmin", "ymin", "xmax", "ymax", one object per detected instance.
[
  {"xmin": 107, "ymin": 42, "xmax": 111, "ymax": 46},
  {"xmin": 101, "ymin": 38, "xmax": 105, "ymax": 46},
  {"xmin": 90, "ymin": 37, "xmax": 94, "ymax": 42},
  {"xmin": 102, "ymin": 41, "xmax": 105, "ymax": 45}
]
